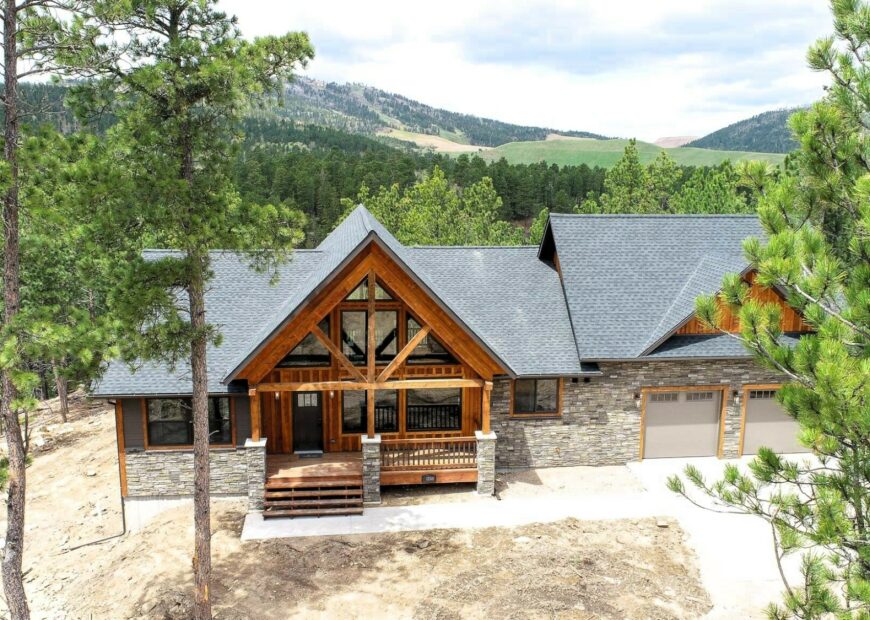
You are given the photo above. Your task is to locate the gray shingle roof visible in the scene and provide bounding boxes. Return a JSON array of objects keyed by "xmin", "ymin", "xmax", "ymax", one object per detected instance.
[
  {"xmin": 407, "ymin": 247, "xmax": 581, "ymax": 376},
  {"xmin": 93, "ymin": 249, "xmax": 326, "ymax": 396},
  {"xmin": 546, "ymin": 214, "xmax": 764, "ymax": 360},
  {"xmin": 93, "ymin": 208, "xmax": 775, "ymax": 398}
]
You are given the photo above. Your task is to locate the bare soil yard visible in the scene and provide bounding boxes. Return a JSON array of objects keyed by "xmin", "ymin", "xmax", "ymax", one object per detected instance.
[{"xmin": 0, "ymin": 396, "xmax": 712, "ymax": 619}]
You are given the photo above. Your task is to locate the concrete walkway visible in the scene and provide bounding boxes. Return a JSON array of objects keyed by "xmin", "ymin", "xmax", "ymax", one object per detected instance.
[{"xmin": 242, "ymin": 456, "xmax": 806, "ymax": 619}]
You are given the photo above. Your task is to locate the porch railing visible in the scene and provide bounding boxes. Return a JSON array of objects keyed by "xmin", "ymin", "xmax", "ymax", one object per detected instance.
[{"xmin": 380, "ymin": 436, "xmax": 477, "ymax": 471}]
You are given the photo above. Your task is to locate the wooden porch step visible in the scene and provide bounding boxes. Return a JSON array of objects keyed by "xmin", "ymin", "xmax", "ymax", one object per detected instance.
[
  {"xmin": 266, "ymin": 477, "xmax": 363, "ymax": 489},
  {"xmin": 265, "ymin": 498, "xmax": 363, "ymax": 509},
  {"xmin": 262, "ymin": 507, "xmax": 364, "ymax": 518},
  {"xmin": 265, "ymin": 488, "xmax": 363, "ymax": 499}
]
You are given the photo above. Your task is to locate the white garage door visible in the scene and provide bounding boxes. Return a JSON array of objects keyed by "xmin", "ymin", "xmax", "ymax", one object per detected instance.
[
  {"xmin": 742, "ymin": 389, "xmax": 807, "ymax": 455},
  {"xmin": 643, "ymin": 390, "xmax": 722, "ymax": 458}
]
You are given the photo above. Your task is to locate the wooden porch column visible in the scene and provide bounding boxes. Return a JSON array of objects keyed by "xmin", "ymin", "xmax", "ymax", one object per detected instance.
[
  {"xmin": 249, "ymin": 387, "xmax": 261, "ymax": 441},
  {"xmin": 366, "ymin": 269, "xmax": 376, "ymax": 438},
  {"xmin": 366, "ymin": 387, "xmax": 375, "ymax": 439},
  {"xmin": 482, "ymin": 380, "xmax": 493, "ymax": 434}
]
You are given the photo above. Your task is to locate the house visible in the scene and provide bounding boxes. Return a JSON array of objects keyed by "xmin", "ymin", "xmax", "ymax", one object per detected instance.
[{"xmin": 92, "ymin": 206, "xmax": 811, "ymax": 520}]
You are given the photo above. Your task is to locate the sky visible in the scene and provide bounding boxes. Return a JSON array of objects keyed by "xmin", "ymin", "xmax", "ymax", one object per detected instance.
[{"xmin": 220, "ymin": 0, "xmax": 832, "ymax": 141}]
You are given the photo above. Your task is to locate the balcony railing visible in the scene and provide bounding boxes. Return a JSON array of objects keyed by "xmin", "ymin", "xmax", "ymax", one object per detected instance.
[{"xmin": 380, "ymin": 436, "xmax": 477, "ymax": 471}]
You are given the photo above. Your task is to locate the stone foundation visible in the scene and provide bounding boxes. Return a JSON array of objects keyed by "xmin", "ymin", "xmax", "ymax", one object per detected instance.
[
  {"xmin": 361, "ymin": 435, "xmax": 382, "ymax": 504},
  {"xmin": 493, "ymin": 359, "xmax": 784, "ymax": 468},
  {"xmin": 125, "ymin": 448, "xmax": 249, "ymax": 496},
  {"xmin": 475, "ymin": 431, "xmax": 496, "ymax": 495},
  {"xmin": 125, "ymin": 438, "xmax": 268, "ymax": 505}
]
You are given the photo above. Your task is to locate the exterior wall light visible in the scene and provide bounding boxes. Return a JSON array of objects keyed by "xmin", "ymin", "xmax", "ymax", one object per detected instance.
[{"xmin": 634, "ymin": 393, "xmax": 641, "ymax": 409}]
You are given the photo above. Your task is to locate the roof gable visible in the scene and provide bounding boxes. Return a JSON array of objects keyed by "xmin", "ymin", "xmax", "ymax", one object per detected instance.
[
  {"xmin": 224, "ymin": 206, "xmax": 515, "ymax": 383},
  {"xmin": 549, "ymin": 214, "xmax": 764, "ymax": 360}
]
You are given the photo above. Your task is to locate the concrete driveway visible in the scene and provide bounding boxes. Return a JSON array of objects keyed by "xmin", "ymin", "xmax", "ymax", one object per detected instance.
[
  {"xmin": 628, "ymin": 456, "xmax": 802, "ymax": 619},
  {"xmin": 244, "ymin": 455, "xmax": 808, "ymax": 619}
]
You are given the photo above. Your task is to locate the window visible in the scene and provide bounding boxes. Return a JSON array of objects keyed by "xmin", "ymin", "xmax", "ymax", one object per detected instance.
[
  {"xmin": 341, "ymin": 310, "xmax": 398, "ymax": 364},
  {"xmin": 277, "ymin": 318, "xmax": 331, "ymax": 367},
  {"xmin": 407, "ymin": 389, "xmax": 462, "ymax": 431},
  {"xmin": 686, "ymin": 391, "xmax": 715, "ymax": 402},
  {"xmin": 375, "ymin": 311, "xmax": 397, "ymax": 362},
  {"xmin": 649, "ymin": 392, "xmax": 679, "ymax": 403},
  {"xmin": 406, "ymin": 317, "xmax": 457, "ymax": 365},
  {"xmin": 513, "ymin": 379, "xmax": 559, "ymax": 415},
  {"xmin": 341, "ymin": 390, "xmax": 398, "ymax": 433},
  {"xmin": 146, "ymin": 397, "xmax": 232, "ymax": 447},
  {"xmin": 345, "ymin": 279, "xmax": 393, "ymax": 301},
  {"xmin": 750, "ymin": 389, "xmax": 778, "ymax": 400},
  {"xmin": 341, "ymin": 311, "xmax": 366, "ymax": 364}
]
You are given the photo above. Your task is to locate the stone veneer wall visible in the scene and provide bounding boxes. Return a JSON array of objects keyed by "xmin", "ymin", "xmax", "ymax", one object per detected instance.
[
  {"xmin": 125, "ymin": 448, "xmax": 249, "ymax": 497},
  {"xmin": 492, "ymin": 359, "xmax": 784, "ymax": 468}
]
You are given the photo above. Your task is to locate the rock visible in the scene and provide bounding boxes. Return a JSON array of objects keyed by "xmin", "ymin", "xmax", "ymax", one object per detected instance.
[
  {"xmin": 513, "ymin": 536, "xmax": 532, "ymax": 544},
  {"xmin": 85, "ymin": 469, "xmax": 97, "ymax": 477},
  {"xmin": 416, "ymin": 539, "xmax": 430, "ymax": 549},
  {"xmin": 656, "ymin": 520, "xmax": 669, "ymax": 528}
]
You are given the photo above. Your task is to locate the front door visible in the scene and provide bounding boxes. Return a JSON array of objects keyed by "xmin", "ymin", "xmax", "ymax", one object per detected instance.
[{"xmin": 293, "ymin": 392, "xmax": 323, "ymax": 452}]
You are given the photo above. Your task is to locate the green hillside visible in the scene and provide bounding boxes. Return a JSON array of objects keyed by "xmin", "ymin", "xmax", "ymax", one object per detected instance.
[
  {"xmin": 280, "ymin": 77, "xmax": 608, "ymax": 147},
  {"xmin": 688, "ymin": 108, "xmax": 803, "ymax": 153},
  {"xmin": 478, "ymin": 138, "xmax": 786, "ymax": 167}
]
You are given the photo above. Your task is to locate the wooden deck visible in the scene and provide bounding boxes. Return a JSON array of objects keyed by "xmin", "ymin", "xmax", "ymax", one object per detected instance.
[{"xmin": 266, "ymin": 453, "xmax": 362, "ymax": 482}]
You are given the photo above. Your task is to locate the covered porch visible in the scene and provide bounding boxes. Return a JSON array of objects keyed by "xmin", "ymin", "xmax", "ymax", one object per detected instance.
[{"xmin": 238, "ymin": 265, "xmax": 499, "ymax": 516}]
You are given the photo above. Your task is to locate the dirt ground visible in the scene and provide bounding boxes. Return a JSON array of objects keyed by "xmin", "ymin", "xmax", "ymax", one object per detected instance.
[{"xmin": 0, "ymin": 395, "xmax": 712, "ymax": 620}]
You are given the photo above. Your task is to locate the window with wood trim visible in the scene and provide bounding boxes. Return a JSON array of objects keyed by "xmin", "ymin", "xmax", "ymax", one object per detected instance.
[
  {"xmin": 146, "ymin": 397, "xmax": 231, "ymax": 447},
  {"xmin": 341, "ymin": 310, "xmax": 398, "ymax": 365},
  {"xmin": 341, "ymin": 390, "xmax": 399, "ymax": 434},
  {"xmin": 406, "ymin": 316, "xmax": 457, "ymax": 365},
  {"xmin": 277, "ymin": 318, "xmax": 331, "ymax": 367},
  {"xmin": 512, "ymin": 379, "xmax": 560, "ymax": 415},
  {"xmin": 345, "ymin": 278, "xmax": 393, "ymax": 301}
]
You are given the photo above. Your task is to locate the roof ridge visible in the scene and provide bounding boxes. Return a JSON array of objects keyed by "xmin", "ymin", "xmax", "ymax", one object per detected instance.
[
  {"xmin": 641, "ymin": 256, "xmax": 710, "ymax": 353},
  {"xmin": 548, "ymin": 213, "xmax": 759, "ymax": 219},
  {"xmin": 141, "ymin": 248, "xmax": 324, "ymax": 255},
  {"xmin": 408, "ymin": 245, "xmax": 538, "ymax": 250}
]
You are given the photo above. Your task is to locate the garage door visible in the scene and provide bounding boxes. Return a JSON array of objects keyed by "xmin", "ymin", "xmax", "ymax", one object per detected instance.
[
  {"xmin": 742, "ymin": 389, "xmax": 806, "ymax": 455},
  {"xmin": 643, "ymin": 390, "xmax": 722, "ymax": 458}
]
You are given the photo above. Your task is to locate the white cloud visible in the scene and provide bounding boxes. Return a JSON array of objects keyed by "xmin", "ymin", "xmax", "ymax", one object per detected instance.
[{"xmin": 219, "ymin": 0, "xmax": 831, "ymax": 140}]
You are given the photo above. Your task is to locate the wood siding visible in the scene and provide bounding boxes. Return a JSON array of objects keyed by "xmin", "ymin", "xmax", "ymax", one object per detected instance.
[
  {"xmin": 677, "ymin": 271, "xmax": 812, "ymax": 335},
  {"xmin": 259, "ymin": 363, "xmax": 483, "ymax": 454}
]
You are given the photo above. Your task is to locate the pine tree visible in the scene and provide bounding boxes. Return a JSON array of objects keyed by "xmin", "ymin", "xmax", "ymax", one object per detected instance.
[
  {"xmin": 349, "ymin": 166, "xmax": 523, "ymax": 246},
  {"xmin": 0, "ymin": 3, "xmax": 99, "ymax": 616},
  {"xmin": 69, "ymin": 3, "xmax": 312, "ymax": 617},
  {"xmin": 668, "ymin": 2, "xmax": 870, "ymax": 616},
  {"xmin": 597, "ymin": 139, "xmax": 647, "ymax": 213}
]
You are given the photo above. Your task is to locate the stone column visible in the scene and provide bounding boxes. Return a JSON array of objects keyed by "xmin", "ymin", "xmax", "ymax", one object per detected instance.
[
  {"xmin": 720, "ymin": 388, "xmax": 743, "ymax": 459},
  {"xmin": 361, "ymin": 434, "xmax": 382, "ymax": 504},
  {"xmin": 475, "ymin": 430, "xmax": 497, "ymax": 495},
  {"xmin": 245, "ymin": 438, "xmax": 267, "ymax": 511}
]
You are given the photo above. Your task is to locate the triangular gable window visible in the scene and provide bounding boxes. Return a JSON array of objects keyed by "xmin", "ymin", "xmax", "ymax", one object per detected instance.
[
  {"xmin": 406, "ymin": 317, "xmax": 457, "ymax": 365},
  {"xmin": 277, "ymin": 318, "xmax": 331, "ymax": 367},
  {"xmin": 345, "ymin": 279, "xmax": 393, "ymax": 301}
]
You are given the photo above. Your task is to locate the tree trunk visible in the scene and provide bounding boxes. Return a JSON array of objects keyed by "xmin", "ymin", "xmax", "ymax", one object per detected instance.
[
  {"xmin": 51, "ymin": 361, "xmax": 69, "ymax": 422},
  {"xmin": 2, "ymin": 0, "xmax": 30, "ymax": 617},
  {"xmin": 188, "ymin": 251, "xmax": 211, "ymax": 620}
]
